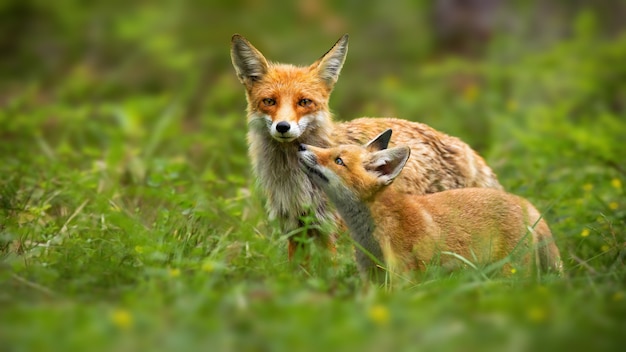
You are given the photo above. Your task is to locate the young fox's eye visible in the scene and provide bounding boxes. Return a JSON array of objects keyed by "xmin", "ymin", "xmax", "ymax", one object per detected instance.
[
  {"xmin": 335, "ymin": 157, "xmax": 345, "ymax": 166},
  {"xmin": 262, "ymin": 98, "xmax": 276, "ymax": 106},
  {"xmin": 298, "ymin": 98, "xmax": 312, "ymax": 107}
]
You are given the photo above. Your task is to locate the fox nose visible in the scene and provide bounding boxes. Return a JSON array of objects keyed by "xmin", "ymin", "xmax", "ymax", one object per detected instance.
[
  {"xmin": 276, "ymin": 121, "xmax": 291, "ymax": 133},
  {"xmin": 298, "ymin": 144, "xmax": 307, "ymax": 151}
]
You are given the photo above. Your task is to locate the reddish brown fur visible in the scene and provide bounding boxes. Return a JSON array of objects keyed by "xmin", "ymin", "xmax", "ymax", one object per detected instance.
[
  {"xmin": 231, "ymin": 34, "xmax": 502, "ymax": 259},
  {"xmin": 301, "ymin": 143, "xmax": 563, "ymax": 278},
  {"xmin": 249, "ymin": 67, "xmax": 330, "ymax": 128},
  {"xmin": 370, "ymin": 188, "xmax": 561, "ymax": 273},
  {"xmin": 333, "ymin": 118, "xmax": 500, "ymax": 195}
]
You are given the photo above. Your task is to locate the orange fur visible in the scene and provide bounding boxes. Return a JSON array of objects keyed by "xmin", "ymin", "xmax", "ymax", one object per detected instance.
[
  {"xmin": 231, "ymin": 34, "xmax": 502, "ymax": 259},
  {"xmin": 299, "ymin": 138, "xmax": 563, "ymax": 281}
]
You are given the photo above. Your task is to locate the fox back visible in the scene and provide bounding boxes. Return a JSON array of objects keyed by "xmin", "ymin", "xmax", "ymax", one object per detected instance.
[
  {"xmin": 231, "ymin": 34, "xmax": 502, "ymax": 258},
  {"xmin": 298, "ymin": 130, "xmax": 563, "ymax": 280}
]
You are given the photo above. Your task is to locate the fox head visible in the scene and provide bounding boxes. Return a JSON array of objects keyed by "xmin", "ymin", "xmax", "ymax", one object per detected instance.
[
  {"xmin": 231, "ymin": 34, "xmax": 348, "ymax": 143},
  {"xmin": 298, "ymin": 129, "xmax": 411, "ymax": 202}
]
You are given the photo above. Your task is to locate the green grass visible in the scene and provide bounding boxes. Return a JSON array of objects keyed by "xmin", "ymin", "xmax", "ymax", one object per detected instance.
[{"xmin": 2, "ymin": 3, "xmax": 626, "ymax": 351}]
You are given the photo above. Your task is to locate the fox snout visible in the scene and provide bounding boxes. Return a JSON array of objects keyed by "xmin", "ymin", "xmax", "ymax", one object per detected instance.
[
  {"xmin": 270, "ymin": 120, "xmax": 302, "ymax": 142},
  {"xmin": 297, "ymin": 144, "xmax": 316, "ymax": 167},
  {"xmin": 297, "ymin": 144, "xmax": 329, "ymax": 184},
  {"xmin": 276, "ymin": 121, "xmax": 291, "ymax": 133}
]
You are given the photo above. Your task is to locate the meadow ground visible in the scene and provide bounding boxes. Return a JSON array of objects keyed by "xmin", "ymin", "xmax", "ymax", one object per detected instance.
[{"xmin": 1, "ymin": 2, "xmax": 626, "ymax": 351}]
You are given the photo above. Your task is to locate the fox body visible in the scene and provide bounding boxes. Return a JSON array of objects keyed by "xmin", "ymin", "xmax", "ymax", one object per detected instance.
[
  {"xmin": 298, "ymin": 131, "xmax": 563, "ymax": 280},
  {"xmin": 231, "ymin": 34, "xmax": 502, "ymax": 257}
]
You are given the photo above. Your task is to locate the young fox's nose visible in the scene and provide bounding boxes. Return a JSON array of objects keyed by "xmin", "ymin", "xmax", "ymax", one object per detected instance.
[
  {"xmin": 276, "ymin": 121, "xmax": 291, "ymax": 133},
  {"xmin": 298, "ymin": 144, "xmax": 307, "ymax": 151}
]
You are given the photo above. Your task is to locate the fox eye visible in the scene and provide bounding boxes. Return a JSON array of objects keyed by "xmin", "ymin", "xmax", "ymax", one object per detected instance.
[
  {"xmin": 298, "ymin": 98, "xmax": 312, "ymax": 107},
  {"xmin": 262, "ymin": 98, "xmax": 276, "ymax": 106},
  {"xmin": 335, "ymin": 157, "xmax": 345, "ymax": 166}
]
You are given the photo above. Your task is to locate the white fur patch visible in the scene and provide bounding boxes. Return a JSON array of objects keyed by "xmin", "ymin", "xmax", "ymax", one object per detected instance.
[
  {"xmin": 270, "ymin": 120, "xmax": 301, "ymax": 141},
  {"xmin": 267, "ymin": 112, "xmax": 323, "ymax": 142}
]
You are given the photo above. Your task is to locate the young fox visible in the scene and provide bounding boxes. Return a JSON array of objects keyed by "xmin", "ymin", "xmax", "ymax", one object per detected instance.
[
  {"xmin": 298, "ymin": 130, "xmax": 563, "ymax": 280},
  {"xmin": 231, "ymin": 34, "xmax": 502, "ymax": 259}
]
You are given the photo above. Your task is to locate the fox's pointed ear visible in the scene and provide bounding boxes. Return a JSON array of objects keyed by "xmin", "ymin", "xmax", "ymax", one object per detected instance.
[
  {"xmin": 231, "ymin": 34, "xmax": 269, "ymax": 86},
  {"xmin": 365, "ymin": 129, "xmax": 392, "ymax": 152},
  {"xmin": 312, "ymin": 34, "xmax": 349, "ymax": 89},
  {"xmin": 366, "ymin": 146, "xmax": 411, "ymax": 186}
]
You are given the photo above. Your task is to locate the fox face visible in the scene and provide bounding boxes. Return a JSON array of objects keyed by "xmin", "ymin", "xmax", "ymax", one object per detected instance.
[
  {"xmin": 231, "ymin": 34, "xmax": 349, "ymax": 143},
  {"xmin": 298, "ymin": 129, "xmax": 411, "ymax": 202}
]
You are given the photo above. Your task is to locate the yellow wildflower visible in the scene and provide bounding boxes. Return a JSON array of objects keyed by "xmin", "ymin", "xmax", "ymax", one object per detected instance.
[
  {"xmin": 134, "ymin": 246, "xmax": 144, "ymax": 254},
  {"xmin": 368, "ymin": 304, "xmax": 390, "ymax": 326},
  {"xmin": 611, "ymin": 178, "xmax": 622, "ymax": 190},
  {"xmin": 580, "ymin": 228, "xmax": 590, "ymax": 238},
  {"xmin": 111, "ymin": 309, "xmax": 133, "ymax": 330},
  {"xmin": 510, "ymin": 268, "xmax": 517, "ymax": 274},
  {"xmin": 463, "ymin": 84, "xmax": 478, "ymax": 103},
  {"xmin": 527, "ymin": 306, "xmax": 546, "ymax": 323},
  {"xmin": 506, "ymin": 99, "xmax": 518, "ymax": 112},
  {"xmin": 202, "ymin": 261, "xmax": 215, "ymax": 273},
  {"xmin": 582, "ymin": 183, "xmax": 593, "ymax": 192},
  {"xmin": 609, "ymin": 202, "xmax": 618, "ymax": 210},
  {"xmin": 383, "ymin": 75, "xmax": 399, "ymax": 89}
]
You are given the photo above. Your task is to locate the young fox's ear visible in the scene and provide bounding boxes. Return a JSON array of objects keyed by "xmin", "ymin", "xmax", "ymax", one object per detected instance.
[
  {"xmin": 366, "ymin": 146, "xmax": 411, "ymax": 186},
  {"xmin": 311, "ymin": 34, "xmax": 349, "ymax": 89},
  {"xmin": 231, "ymin": 34, "xmax": 269, "ymax": 86},
  {"xmin": 365, "ymin": 129, "xmax": 392, "ymax": 152}
]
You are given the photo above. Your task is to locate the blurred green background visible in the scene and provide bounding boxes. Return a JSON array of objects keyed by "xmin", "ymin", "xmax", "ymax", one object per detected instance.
[{"xmin": 1, "ymin": 0, "xmax": 625, "ymax": 351}]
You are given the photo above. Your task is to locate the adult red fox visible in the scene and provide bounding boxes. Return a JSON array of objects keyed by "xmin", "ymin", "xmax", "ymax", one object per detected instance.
[
  {"xmin": 298, "ymin": 130, "xmax": 563, "ymax": 281},
  {"xmin": 230, "ymin": 34, "xmax": 502, "ymax": 259}
]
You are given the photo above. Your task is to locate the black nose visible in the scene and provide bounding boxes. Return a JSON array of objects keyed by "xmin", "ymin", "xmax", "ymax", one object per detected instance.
[
  {"xmin": 298, "ymin": 144, "xmax": 307, "ymax": 151},
  {"xmin": 276, "ymin": 121, "xmax": 291, "ymax": 133}
]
